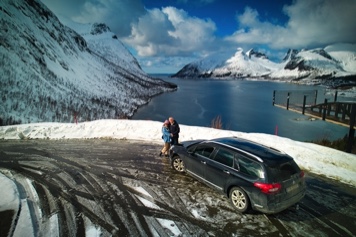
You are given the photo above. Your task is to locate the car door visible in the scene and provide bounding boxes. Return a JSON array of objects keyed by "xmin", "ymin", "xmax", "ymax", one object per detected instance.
[
  {"xmin": 185, "ymin": 144, "xmax": 215, "ymax": 179},
  {"xmin": 204, "ymin": 147, "xmax": 235, "ymax": 191}
]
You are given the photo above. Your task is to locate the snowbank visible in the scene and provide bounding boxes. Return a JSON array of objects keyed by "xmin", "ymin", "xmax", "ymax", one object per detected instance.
[{"xmin": 0, "ymin": 119, "xmax": 355, "ymax": 187}]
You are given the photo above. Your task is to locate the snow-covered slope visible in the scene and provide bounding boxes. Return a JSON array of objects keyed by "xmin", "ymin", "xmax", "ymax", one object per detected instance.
[
  {"xmin": 173, "ymin": 44, "xmax": 356, "ymax": 86},
  {"xmin": 59, "ymin": 20, "xmax": 144, "ymax": 75},
  {"xmin": 270, "ymin": 44, "xmax": 356, "ymax": 86},
  {"xmin": 0, "ymin": 0, "xmax": 176, "ymax": 126},
  {"xmin": 173, "ymin": 48, "xmax": 281, "ymax": 78}
]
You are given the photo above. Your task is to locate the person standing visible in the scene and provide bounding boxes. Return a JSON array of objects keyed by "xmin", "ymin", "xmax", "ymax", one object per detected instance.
[
  {"xmin": 169, "ymin": 116, "xmax": 180, "ymax": 145},
  {"xmin": 160, "ymin": 120, "xmax": 171, "ymax": 157}
]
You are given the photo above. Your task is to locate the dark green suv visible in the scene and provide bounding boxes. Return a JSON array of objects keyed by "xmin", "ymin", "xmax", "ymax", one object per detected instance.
[{"xmin": 169, "ymin": 137, "xmax": 306, "ymax": 214}]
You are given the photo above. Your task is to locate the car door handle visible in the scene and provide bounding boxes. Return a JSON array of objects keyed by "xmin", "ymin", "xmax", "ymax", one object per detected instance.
[
  {"xmin": 223, "ymin": 170, "xmax": 230, "ymax": 175},
  {"xmin": 201, "ymin": 161, "xmax": 206, "ymax": 165}
]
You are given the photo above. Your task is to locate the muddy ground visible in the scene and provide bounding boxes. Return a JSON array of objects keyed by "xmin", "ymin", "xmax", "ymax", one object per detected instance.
[{"xmin": 0, "ymin": 139, "xmax": 355, "ymax": 236}]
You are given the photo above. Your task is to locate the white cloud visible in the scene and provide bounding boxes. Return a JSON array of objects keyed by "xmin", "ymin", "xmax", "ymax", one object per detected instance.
[
  {"xmin": 41, "ymin": 0, "xmax": 145, "ymax": 36},
  {"xmin": 40, "ymin": 0, "xmax": 356, "ymax": 72},
  {"xmin": 283, "ymin": 0, "xmax": 356, "ymax": 46},
  {"xmin": 123, "ymin": 7, "xmax": 217, "ymax": 57},
  {"xmin": 226, "ymin": 0, "xmax": 356, "ymax": 49}
]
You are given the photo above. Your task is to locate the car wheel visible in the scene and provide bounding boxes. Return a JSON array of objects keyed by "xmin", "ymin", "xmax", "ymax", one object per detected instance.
[
  {"xmin": 172, "ymin": 156, "xmax": 185, "ymax": 173},
  {"xmin": 229, "ymin": 187, "xmax": 250, "ymax": 213}
]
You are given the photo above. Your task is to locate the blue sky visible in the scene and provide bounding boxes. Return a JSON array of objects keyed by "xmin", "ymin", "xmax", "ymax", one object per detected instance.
[
  {"xmin": 41, "ymin": 0, "xmax": 356, "ymax": 73},
  {"xmin": 142, "ymin": 0, "xmax": 292, "ymax": 37}
]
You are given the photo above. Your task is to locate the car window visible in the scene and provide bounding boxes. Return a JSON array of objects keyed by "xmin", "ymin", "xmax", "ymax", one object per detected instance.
[
  {"xmin": 192, "ymin": 145, "xmax": 215, "ymax": 158},
  {"xmin": 236, "ymin": 154, "xmax": 264, "ymax": 179},
  {"xmin": 213, "ymin": 149, "xmax": 234, "ymax": 167},
  {"xmin": 267, "ymin": 161, "xmax": 300, "ymax": 182}
]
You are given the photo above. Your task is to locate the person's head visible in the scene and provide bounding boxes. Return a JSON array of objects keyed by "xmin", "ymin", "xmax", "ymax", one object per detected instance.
[
  {"xmin": 169, "ymin": 117, "xmax": 174, "ymax": 124},
  {"xmin": 164, "ymin": 120, "xmax": 170, "ymax": 126}
]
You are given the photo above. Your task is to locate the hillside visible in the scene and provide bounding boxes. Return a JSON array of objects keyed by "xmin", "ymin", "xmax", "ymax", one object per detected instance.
[{"xmin": 0, "ymin": 0, "xmax": 176, "ymax": 125}]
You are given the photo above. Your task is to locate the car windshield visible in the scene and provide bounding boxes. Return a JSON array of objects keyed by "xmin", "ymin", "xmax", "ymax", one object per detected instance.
[{"xmin": 266, "ymin": 161, "xmax": 300, "ymax": 182}]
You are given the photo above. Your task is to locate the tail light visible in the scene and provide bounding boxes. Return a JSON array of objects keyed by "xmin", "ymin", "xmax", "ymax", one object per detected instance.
[
  {"xmin": 300, "ymin": 170, "xmax": 305, "ymax": 178},
  {"xmin": 254, "ymin": 182, "xmax": 281, "ymax": 194}
]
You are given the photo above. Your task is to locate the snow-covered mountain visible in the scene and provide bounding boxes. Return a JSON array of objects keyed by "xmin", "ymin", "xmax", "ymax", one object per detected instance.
[
  {"xmin": 172, "ymin": 48, "xmax": 282, "ymax": 78},
  {"xmin": 172, "ymin": 44, "xmax": 356, "ymax": 87},
  {"xmin": 0, "ymin": 0, "xmax": 176, "ymax": 126}
]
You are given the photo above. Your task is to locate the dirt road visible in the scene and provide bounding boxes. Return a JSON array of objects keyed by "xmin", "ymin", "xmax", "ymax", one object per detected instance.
[{"xmin": 0, "ymin": 139, "xmax": 355, "ymax": 236}]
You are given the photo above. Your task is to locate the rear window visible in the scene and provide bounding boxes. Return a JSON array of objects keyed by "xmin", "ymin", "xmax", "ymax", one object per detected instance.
[{"xmin": 266, "ymin": 161, "xmax": 300, "ymax": 182}]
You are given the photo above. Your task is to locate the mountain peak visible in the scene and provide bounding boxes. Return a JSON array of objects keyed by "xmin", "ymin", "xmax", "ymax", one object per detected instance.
[
  {"xmin": 0, "ymin": 0, "xmax": 176, "ymax": 125},
  {"xmin": 173, "ymin": 43, "xmax": 356, "ymax": 86},
  {"xmin": 282, "ymin": 49, "xmax": 300, "ymax": 62},
  {"xmin": 90, "ymin": 23, "xmax": 111, "ymax": 35},
  {"xmin": 246, "ymin": 49, "xmax": 268, "ymax": 59}
]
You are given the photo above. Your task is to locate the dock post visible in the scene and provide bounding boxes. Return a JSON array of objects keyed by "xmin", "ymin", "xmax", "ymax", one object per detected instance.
[
  {"xmin": 287, "ymin": 92, "xmax": 290, "ymax": 110},
  {"xmin": 302, "ymin": 95, "xmax": 306, "ymax": 115},
  {"xmin": 322, "ymin": 99, "xmax": 327, "ymax": 120},
  {"xmin": 346, "ymin": 104, "xmax": 356, "ymax": 153},
  {"xmin": 314, "ymin": 90, "xmax": 318, "ymax": 105},
  {"xmin": 334, "ymin": 91, "xmax": 338, "ymax": 102}
]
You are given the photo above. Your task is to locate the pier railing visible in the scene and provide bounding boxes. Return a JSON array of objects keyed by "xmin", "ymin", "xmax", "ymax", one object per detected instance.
[{"xmin": 273, "ymin": 90, "xmax": 355, "ymax": 153}]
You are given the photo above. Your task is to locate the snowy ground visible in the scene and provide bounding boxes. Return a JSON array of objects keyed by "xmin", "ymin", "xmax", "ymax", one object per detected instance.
[
  {"xmin": 1, "ymin": 120, "xmax": 355, "ymax": 186},
  {"xmin": 0, "ymin": 119, "xmax": 355, "ymax": 236}
]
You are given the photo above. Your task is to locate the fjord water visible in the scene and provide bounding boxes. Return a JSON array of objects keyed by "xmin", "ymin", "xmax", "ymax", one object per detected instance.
[{"xmin": 133, "ymin": 75, "xmax": 349, "ymax": 142}]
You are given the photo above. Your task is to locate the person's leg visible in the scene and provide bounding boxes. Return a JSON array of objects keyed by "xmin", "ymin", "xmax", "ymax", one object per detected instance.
[
  {"xmin": 160, "ymin": 144, "xmax": 166, "ymax": 156},
  {"xmin": 161, "ymin": 142, "xmax": 169, "ymax": 156},
  {"xmin": 164, "ymin": 142, "xmax": 170, "ymax": 156},
  {"xmin": 164, "ymin": 143, "xmax": 171, "ymax": 156}
]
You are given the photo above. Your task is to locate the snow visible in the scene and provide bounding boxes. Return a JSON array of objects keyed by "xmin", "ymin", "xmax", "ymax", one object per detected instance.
[
  {"xmin": 174, "ymin": 43, "xmax": 356, "ymax": 81},
  {"xmin": 1, "ymin": 119, "xmax": 356, "ymax": 236},
  {"xmin": 1, "ymin": 0, "xmax": 174, "ymax": 125}
]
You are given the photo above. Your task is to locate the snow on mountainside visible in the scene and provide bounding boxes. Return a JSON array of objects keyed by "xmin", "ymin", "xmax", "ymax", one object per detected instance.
[
  {"xmin": 173, "ymin": 44, "xmax": 356, "ymax": 87},
  {"xmin": 0, "ymin": 0, "xmax": 176, "ymax": 126},
  {"xmin": 172, "ymin": 48, "xmax": 281, "ymax": 78},
  {"xmin": 59, "ymin": 19, "xmax": 144, "ymax": 75}
]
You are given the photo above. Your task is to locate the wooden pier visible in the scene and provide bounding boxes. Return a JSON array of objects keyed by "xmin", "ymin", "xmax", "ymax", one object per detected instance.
[{"xmin": 273, "ymin": 90, "xmax": 356, "ymax": 153}]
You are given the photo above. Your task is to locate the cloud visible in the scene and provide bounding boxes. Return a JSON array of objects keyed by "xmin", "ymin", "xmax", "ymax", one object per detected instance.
[
  {"xmin": 40, "ymin": 0, "xmax": 356, "ymax": 72},
  {"xmin": 139, "ymin": 56, "xmax": 196, "ymax": 73},
  {"xmin": 177, "ymin": 0, "xmax": 216, "ymax": 5},
  {"xmin": 41, "ymin": 0, "xmax": 145, "ymax": 37},
  {"xmin": 123, "ymin": 7, "xmax": 217, "ymax": 57},
  {"xmin": 226, "ymin": 0, "xmax": 356, "ymax": 49}
]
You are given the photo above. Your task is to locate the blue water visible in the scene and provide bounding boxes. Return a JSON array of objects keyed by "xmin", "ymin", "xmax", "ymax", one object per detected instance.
[{"xmin": 133, "ymin": 75, "xmax": 350, "ymax": 142}]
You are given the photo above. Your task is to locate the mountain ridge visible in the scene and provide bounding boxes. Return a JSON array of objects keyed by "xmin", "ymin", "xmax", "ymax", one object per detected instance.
[
  {"xmin": 0, "ymin": 0, "xmax": 176, "ymax": 126},
  {"xmin": 172, "ymin": 44, "xmax": 356, "ymax": 87}
]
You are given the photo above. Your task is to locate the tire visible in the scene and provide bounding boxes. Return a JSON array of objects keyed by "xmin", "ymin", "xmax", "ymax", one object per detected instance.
[
  {"xmin": 229, "ymin": 187, "xmax": 250, "ymax": 213},
  {"xmin": 172, "ymin": 156, "xmax": 185, "ymax": 173}
]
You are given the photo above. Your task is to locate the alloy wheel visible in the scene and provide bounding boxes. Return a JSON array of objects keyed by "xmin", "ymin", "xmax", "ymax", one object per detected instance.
[
  {"xmin": 172, "ymin": 157, "xmax": 185, "ymax": 172},
  {"xmin": 230, "ymin": 187, "xmax": 249, "ymax": 213}
]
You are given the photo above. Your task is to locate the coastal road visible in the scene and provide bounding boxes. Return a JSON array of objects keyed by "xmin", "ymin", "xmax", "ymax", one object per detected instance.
[{"xmin": 0, "ymin": 139, "xmax": 355, "ymax": 236}]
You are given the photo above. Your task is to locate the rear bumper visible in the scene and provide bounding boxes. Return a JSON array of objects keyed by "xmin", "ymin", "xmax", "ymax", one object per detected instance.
[{"xmin": 252, "ymin": 188, "xmax": 306, "ymax": 214}]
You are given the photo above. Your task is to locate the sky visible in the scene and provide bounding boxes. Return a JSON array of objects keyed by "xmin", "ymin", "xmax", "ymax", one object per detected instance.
[
  {"xmin": 0, "ymin": 119, "xmax": 355, "ymax": 235},
  {"xmin": 40, "ymin": 0, "xmax": 356, "ymax": 73}
]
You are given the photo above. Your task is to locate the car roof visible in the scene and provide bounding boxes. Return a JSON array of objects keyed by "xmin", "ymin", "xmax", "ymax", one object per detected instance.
[{"xmin": 207, "ymin": 137, "xmax": 293, "ymax": 164}]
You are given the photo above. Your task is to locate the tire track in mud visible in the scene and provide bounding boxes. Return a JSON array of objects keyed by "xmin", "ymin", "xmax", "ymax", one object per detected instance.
[
  {"xmin": 298, "ymin": 196, "xmax": 355, "ymax": 237},
  {"xmin": 0, "ymin": 143, "xmax": 212, "ymax": 235},
  {"xmin": 1, "ymin": 139, "xmax": 356, "ymax": 237}
]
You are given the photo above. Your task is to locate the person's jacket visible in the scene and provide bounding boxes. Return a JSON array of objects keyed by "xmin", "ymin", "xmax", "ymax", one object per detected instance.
[
  {"xmin": 170, "ymin": 121, "xmax": 180, "ymax": 138},
  {"xmin": 162, "ymin": 126, "xmax": 171, "ymax": 143}
]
